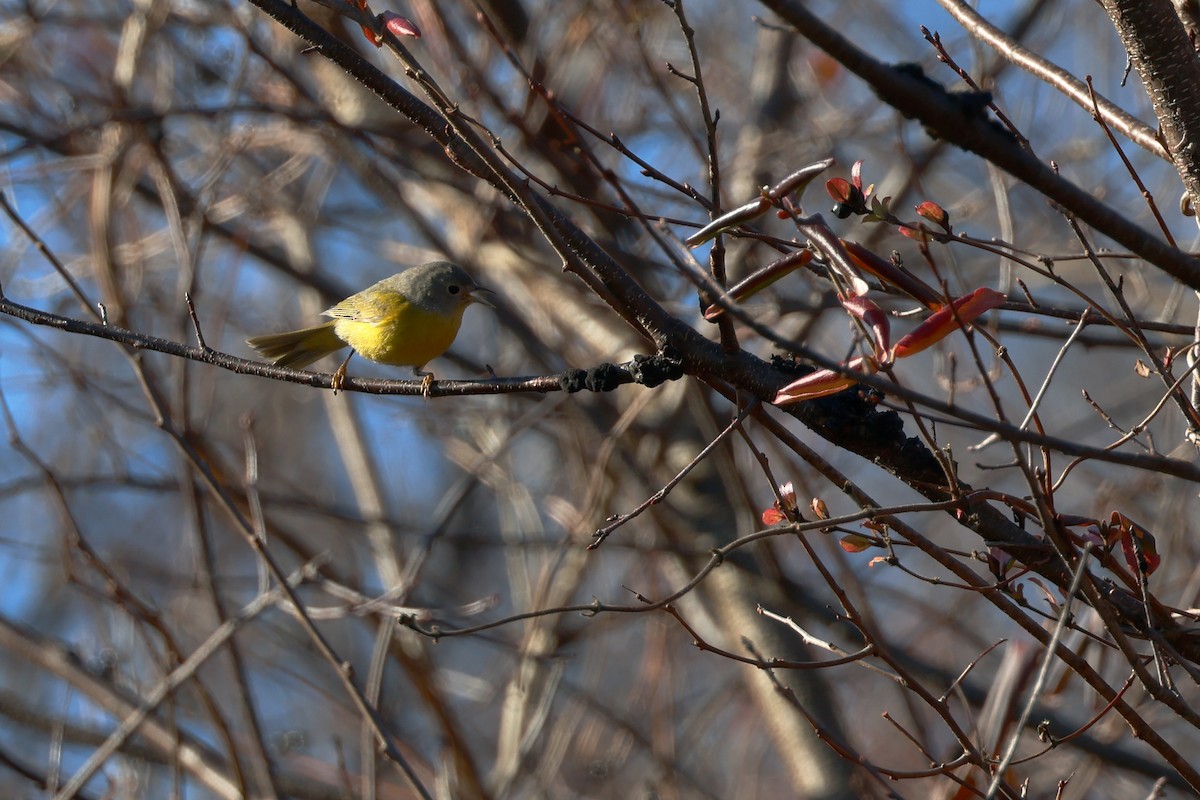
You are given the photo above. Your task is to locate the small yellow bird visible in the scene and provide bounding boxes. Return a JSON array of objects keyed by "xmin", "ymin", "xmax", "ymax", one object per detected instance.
[{"xmin": 247, "ymin": 261, "xmax": 493, "ymax": 392}]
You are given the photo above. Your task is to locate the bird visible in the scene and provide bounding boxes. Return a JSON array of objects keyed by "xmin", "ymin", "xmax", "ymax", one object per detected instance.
[{"xmin": 247, "ymin": 260, "xmax": 493, "ymax": 394}]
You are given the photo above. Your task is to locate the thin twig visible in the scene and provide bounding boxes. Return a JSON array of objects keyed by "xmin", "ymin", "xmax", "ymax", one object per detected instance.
[
  {"xmin": 591, "ymin": 399, "xmax": 759, "ymax": 547},
  {"xmin": 53, "ymin": 564, "xmax": 319, "ymax": 800},
  {"xmin": 986, "ymin": 545, "xmax": 1093, "ymax": 798},
  {"xmin": 935, "ymin": 0, "xmax": 1166, "ymax": 159}
]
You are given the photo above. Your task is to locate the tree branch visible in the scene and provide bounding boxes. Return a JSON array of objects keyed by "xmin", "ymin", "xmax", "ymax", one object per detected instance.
[{"xmin": 757, "ymin": 0, "xmax": 1200, "ymax": 291}]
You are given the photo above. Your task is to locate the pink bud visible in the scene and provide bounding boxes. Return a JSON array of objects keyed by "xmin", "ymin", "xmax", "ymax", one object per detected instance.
[
  {"xmin": 778, "ymin": 481, "xmax": 797, "ymax": 510},
  {"xmin": 916, "ymin": 201, "xmax": 949, "ymax": 229},
  {"xmin": 382, "ymin": 12, "xmax": 422, "ymax": 38},
  {"xmin": 811, "ymin": 497, "xmax": 829, "ymax": 520}
]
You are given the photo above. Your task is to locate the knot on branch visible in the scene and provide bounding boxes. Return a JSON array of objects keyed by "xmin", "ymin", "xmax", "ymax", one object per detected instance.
[
  {"xmin": 560, "ymin": 363, "xmax": 628, "ymax": 393},
  {"xmin": 629, "ymin": 347, "xmax": 684, "ymax": 388},
  {"xmin": 770, "ymin": 354, "xmax": 817, "ymax": 378},
  {"xmin": 559, "ymin": 349, "xmax": 685, "ymax": 393}
]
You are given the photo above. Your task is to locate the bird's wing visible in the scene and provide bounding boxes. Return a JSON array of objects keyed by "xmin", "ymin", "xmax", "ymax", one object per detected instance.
[{"xmin": 323, "ymin": 289, "xmax": 408, "ymax": 325}]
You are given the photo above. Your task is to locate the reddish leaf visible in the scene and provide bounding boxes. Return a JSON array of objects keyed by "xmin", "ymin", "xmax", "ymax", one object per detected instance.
[
  {"xmin": 840, "ymin": 295, "xmax": 892, "ymax": 365},
  {"xmin": 916, "ymin": 200, "xmax": 950, "ymax": 229},
  {"xmin": 891, "ymin": 287, "xmax": 1006, "ymax": 360},
  {"xmin": 685, "ymin": 197, "xmax": 770, "ymax": 247},
  {"xmin": 804, "ymin": 228, "xmax": 869, "ymax": 298},
  {"xmin": 703, "ymin": 250, "xmax": 813, "ymax": 320},
  {"xmin": 762, "ymin": 508, "xmax": 787, "ymax": 526},
  {"xmin": 761, "ymin": 481, "xmax": 799, "ymax": 526},
  {"xmin": 1112, "ymin": 512, "xmax": 1161, "ymax": 576},
  {"xmin": 826, "ymin": 177, "xmax": 853, "ymax": 205},
  {"xmin": 840, "ymin": 239, "xmax": 943, "ymax": 309},
  {"xmin": 839, "ymin": 533, "xmax": 876, "ymax": 552},
  {"xmin": 774, "ymin": 355, "xmax": 878, "ymax": 405},
  {"xmin": 767, "ymin": 159, "xmax": 834, "ymax": 202}
]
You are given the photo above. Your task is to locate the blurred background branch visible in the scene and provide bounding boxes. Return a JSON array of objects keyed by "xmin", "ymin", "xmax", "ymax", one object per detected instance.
[{"xmin": 1, "ymin": 0, "xmax": 1199, "ymax": 797}]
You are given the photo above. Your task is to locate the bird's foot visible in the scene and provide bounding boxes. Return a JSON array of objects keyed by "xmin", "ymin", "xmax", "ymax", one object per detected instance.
[{"xmin": 332, "ymin": 353, "xmax": 354, "ymax": 394}]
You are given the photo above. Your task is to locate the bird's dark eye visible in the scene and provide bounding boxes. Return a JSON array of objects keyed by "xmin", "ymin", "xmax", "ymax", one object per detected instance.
[{"xmin": 448, "ymin": 284, "xmax": 461, "ymax": 295}]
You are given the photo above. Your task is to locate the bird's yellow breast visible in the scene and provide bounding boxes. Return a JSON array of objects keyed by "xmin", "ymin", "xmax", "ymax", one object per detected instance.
[{"xmin": 332, "ymin": 291, "xmax": 466, "ymax": 369}]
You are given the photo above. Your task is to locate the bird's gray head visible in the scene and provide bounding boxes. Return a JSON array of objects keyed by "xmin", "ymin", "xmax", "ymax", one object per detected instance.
[{"xmin": 389, "ymin": 261, "xmax": 494, "ymax": 314}]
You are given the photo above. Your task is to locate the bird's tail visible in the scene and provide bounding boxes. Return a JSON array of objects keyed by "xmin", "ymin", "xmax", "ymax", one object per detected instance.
[{"xmin": 246, "ymin": 322, "xmax": 345, "ymax": 369}]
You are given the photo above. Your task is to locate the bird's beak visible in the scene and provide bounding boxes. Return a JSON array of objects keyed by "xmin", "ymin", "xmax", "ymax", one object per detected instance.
[{"xmin": 468, "ymin": 285, "xmax": 496, "ymax": 308}]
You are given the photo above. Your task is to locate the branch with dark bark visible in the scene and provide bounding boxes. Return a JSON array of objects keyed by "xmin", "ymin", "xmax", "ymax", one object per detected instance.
[
  {"xmin": 757, "ymin": 0, "xmax": 1200, "ymax": 291},
  {"xmin": 1101, "ymin": 0, "xmax": 1200, "ymax": 208}
]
